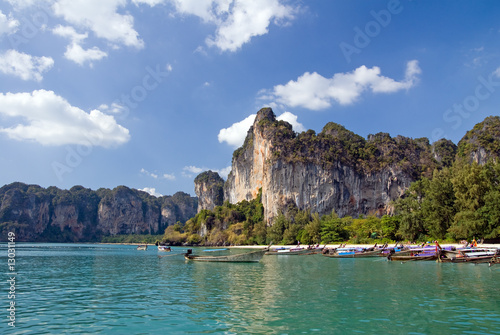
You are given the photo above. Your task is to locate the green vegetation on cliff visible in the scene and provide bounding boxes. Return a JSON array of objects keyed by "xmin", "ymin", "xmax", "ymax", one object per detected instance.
[
  {"xmin": 0, "ymin": 183, "xmax": 197, "ymax": 242},
  {"xmin": 173, "ymin": 158, "xmax": 500, "ymax": 245},
  {"xmin": 248, "ymin": 108, "xmax": 440, "ymax": 179},
  {"xmin": 457, "ymin": 116, "xmax": 500, "ymax": 160}
]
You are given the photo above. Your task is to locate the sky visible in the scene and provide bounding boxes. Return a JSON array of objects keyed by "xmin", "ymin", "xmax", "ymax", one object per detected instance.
[{"xmin": 1, "ymin": 0, "xmax": 500, "ymax": 198}]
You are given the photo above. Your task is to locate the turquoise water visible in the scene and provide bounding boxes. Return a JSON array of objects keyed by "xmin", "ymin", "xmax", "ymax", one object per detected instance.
[{"xmin": 2, "ymin": 243, "xmax": 500, "ymax": 334}]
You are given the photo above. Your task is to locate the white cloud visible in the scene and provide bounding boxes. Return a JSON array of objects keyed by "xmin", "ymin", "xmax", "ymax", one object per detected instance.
[
  {"xmin": 182, "ymin": 165, "xmax": 231, "ymax": 179},
  {"xmin": 53, "ymin": 0, "xmax": 144, "ymax": 49},
  {"xmin": 170, "ymin": 0, "xmax": 297, "ymax": 52},
  {"xmin": 217, "ymin": 166, "xmax": 232, "ymax": 179},
  {"xmin": 493, "ymin": 67, "xmax": 500, "ymax": 78},
  {"xmin": 140, "ymin": 187, "xmax": 163, "ymax": 197},
  {"xmin": 218, "ymin": 111, "xmax": 304, "ymax": 147},
  {"xmin": 98, "ymin": 103, "xmax": 126, "ymax": 114},
  {"xmin": 132, "ymin": 0, "xmax": 165, "ymax": 6},
  {"xmin": 277, "ymin": 111, "xmax": 305, "ymax": 132},
  {"xmin": 218, "ymin": 113, "xmax": 256, "ymax": 147},
  {"xmin": 141, "ymin": 168, "xmax": 158, "ymax": 179},
  {"xmin": 0, "ymin": 10, "xmax": 19, "ymax": 36},
  {"xmin": 261, "ymin": 60, "xmax": 421, "ymax": 110},
  {"xmin": 141, "ymin": 168, "xmax": 176, "ymax": 180},
  {"xmin": 53, "ymin": 25, "xmax": 107, "ymax": 66},
  {"xmin": 163, "ymin": 173, "xmax": 176, "ymax": 181},
  {"xmin": 183, "ymin": 165, "xmax": 204, "ymax": 175},
  {"xmin": 0, "ymin": 90, "xmax": 130, "ymax": 147},
  {"xmin": 0, "ymin": 49, "xmax": 53, "ymax": 82}
]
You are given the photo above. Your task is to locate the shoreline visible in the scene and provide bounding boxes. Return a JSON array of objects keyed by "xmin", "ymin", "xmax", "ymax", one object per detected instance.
[{"xmin": 228, "ymin": 243, "xmax": 500, "ymax": 249}]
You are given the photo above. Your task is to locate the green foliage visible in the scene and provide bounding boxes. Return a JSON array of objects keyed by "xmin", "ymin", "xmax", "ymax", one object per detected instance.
[
  {"xmin": 395, "ymin": 159, "xmax": 500, "ymax": 241},
  {"xmin": 457, "ymin": 116, "xmax": 500, "ymax": 159}
]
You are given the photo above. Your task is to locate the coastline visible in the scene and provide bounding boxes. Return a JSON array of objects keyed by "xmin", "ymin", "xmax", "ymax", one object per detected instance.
[{"xmin": 229, "ymin": 243, "xmax": 500, "ymax": 249}]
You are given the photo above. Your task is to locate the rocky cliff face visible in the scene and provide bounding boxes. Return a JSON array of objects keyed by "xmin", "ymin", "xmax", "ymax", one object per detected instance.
[
  {"xmin": 97, "ymin": 186, "xmax": 160, "ymax": 235},
  {"xmin": 457, "ymin": 116, "xmax": 500, "ymax": 165},
  {"xmin": 195, "ymin": 171, "xmax": 225, "ymax": 211},
  {"xmin": 224, "ymin": 108, "xmax": 439, "ymax": 223},
  {"xmin": 0, "ymin": 183, "xmax": 198, "ymax": 241}
]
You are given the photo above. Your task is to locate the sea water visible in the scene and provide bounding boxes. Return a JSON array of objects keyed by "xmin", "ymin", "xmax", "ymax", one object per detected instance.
[{"xmin": 1, "ymin": 243, "xmax": 499, "ymax": 334}]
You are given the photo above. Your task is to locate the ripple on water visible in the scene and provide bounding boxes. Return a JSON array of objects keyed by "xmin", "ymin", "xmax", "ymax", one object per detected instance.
[{"xmin": 6, "ymin": 244, "xmax": 500, "ymax": 334}]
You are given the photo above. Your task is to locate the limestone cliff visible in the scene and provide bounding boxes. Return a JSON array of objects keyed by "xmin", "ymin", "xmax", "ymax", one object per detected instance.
[
  {"xmin": 457, "ymin": 116, "xmax": 500, "ymax": 164},
  {"xmin": 97, "ymin": 186, "xmax": 160, "ymax": 235},
  {"xmin": 0, "ymin": 183, "xmax": 198, "ymax": 241},
  {"xmin": 194, "ymin": 170, "xmax": 224, "ymax": 211},
  {"xmin": 224, "ymin": 108, "xmax": 440, "ymax": 223}
]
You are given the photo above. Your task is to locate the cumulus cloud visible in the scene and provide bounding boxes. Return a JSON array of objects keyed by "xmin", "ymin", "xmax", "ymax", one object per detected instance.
[
  {"xmin": 53, "ymin": 25, "xmax": 107, "ymax": 66},
  {"xmin": 169, "ymin": 0, "xmax": 297, "ymax": 52},
  {"xmin": 0, "ymin": 49, "xmax": 53, "ymax": 81},
  {"xmin": 260, "ymin": 60, "xmax": 421, "ymax": 110},
  {"xmin": 0, "ymin": 90, "xmax": 130, "ymax": 147},
  {"xmin": 217, "ymin": 114, "xmax": 256, "ymax": 148},
  {"xmin": 53, "ymin": 0, "xmax": 144, "ymax": 49},
  {"xmin": 140, "ymin": 187, "xmax": 163, "ymax": 197},
  {"xmin": 0, "ymin": 10, "xmax": 19, "ymax": 36},
  {"xmin": 218, "ymin": 111, "xmax": 305, "ymax": 148},
  {"xmin": 182, "ymin": 165, "xmax": 231, "ymax": 179}
]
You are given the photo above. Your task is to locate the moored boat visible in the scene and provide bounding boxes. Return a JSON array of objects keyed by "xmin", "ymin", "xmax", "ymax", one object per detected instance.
[
  {"xmin": 266, "ymin": 245, "xmax": 323, "ymax": 255},
  {"xmin": 439, "ymin": 247, "xmax": 500, "ymax": 264},
  {"xmin": 158, "ymin": 245, "xmax": 171, "ymax": 252},
  {"xmin": 137, "ymin": 245, "xmax": 147, "ymax": 251},
  {"xmin": 323, "ymin": 243, "xmax": 387, "ymax": 258},
  {"xmin": 387, "ymin": 245, "xmax": 440, "ymax": 261},
  {"xmin": 184, "ymin": 248, "xmax": 268, "ymax": 262}
]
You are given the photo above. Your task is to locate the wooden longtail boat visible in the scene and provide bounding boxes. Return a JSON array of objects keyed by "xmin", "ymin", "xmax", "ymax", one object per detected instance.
[
  {"xmin": 184, "ymin": 248, "xmax": 268, "ymax": 262},
  {"xmin": 266, "ymin": 246, "xmax": 323, "ymax": 255},
  {"xmin": 322, "ymin": 244, "xmax": 387, "ymax": 258},
  {"xmin": 158, "ymin": 245, "xmax": 171, "ymax": 252},
  {"xmin": 439, "ymin": 248, "xmax": 500, "ymax": 264},
  {"xmin": 388, "ymin": 252, "xmax": 438, "ymax": 262},
  {"xmin": 387, "ymin": 246, "xmax": 439, "ymax": 261}
]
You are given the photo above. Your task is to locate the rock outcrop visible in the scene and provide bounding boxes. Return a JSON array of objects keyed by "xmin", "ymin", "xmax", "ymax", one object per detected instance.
[
  {"xmin": 457, "ymin": 116, "xmax": 500, "ymax": 165},
  {"xmin": 195, "ymin": 170, "xmax": 225, "ymax": 211},
  {"xmin": 0, "ymin": 183, "xmax": 197, "ymax": 241},
  {"xmin": 223, "ymin": 108, "xmax": 441, "ymax": 223}
]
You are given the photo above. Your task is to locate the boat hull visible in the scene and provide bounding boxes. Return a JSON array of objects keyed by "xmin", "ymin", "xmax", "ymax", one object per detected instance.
[
  {"xmin": 185, "ymin": 248, "xmax": 268, "ymax": 263},
  {"xmin": 266, "ymin": 248, "xmax": 321, "ymax": 255},
  {"xmin": 323, "ymin": 249, "xmax": 383, "ymax": 258}
]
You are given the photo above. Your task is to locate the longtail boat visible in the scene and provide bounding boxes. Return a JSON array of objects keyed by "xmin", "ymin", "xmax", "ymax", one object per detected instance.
[
  {"xmin": 266, "ymin": 245, "xmax": 323, "ymax": 255},
  {"xmin": 387, "ymin": 245, "xmax": 439, "ymax": 262},
  {"xmin": 184, "ymin": 248, "xmax": 268, "ymax": 262},
  {"xmin": 136, "ymin": 245, "xmax": 147, "ymax": 251},
  {"xmin": 322, "ymin": 243, "xmax": 387, "ymax": 258},
  {"xmin": 158, "ymin": 245, "xmax": 171, "ymax": 252},
  {"xmin": 439, "ymin": 247, "xmax": 500, "ymax": 264}
]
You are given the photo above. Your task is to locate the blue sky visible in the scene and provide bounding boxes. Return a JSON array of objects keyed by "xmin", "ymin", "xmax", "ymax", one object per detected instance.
[{"xmin": 1, "ymin": 0, "xmax": 500, "ymax": 197}]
